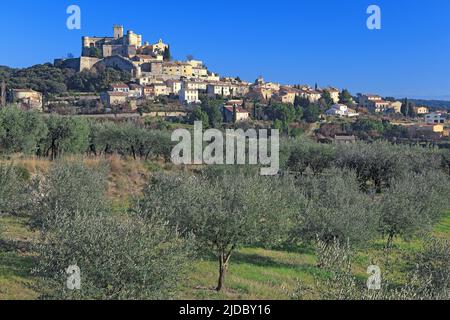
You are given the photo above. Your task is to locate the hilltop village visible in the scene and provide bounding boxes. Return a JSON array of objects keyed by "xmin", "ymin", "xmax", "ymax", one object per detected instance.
[{"xmin": 0, "ymin": 25, "xmax": 449, "ymax": 143}]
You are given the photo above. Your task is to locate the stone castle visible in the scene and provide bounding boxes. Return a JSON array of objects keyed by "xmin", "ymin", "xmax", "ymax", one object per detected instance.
[
  {"xmin": 55, "ymin": 25, "xmax": 170, "ymax": 79},
  {"xmin": 82, "ymin": 25, "xmax": 168, "ymax": 59}
]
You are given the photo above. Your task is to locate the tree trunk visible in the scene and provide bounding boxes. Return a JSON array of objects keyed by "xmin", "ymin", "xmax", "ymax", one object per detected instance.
[
  {"xmin": 386, "ymin": 233, "xmax": 395, "ymax": 250},
  {"xmin": 217, "ymin": 255, "xmax": 226, "ymax": 292}
]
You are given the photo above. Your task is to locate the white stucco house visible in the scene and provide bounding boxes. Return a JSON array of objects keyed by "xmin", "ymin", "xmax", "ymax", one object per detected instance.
[{"xmin": 326, "ymin": 104, "xmax": 359, "ymax": 118}]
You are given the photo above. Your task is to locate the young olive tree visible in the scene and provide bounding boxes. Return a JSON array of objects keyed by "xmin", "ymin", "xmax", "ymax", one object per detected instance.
[
  {"xmin": 33, "ymin": 160, "xmax": 192, "ymax": 299},
  {"xmin": 30, "ymin": 160, "xmax": 109, "ymax": 231},
  {"xmin": 34, "ymin": 212, "xmax": 192, "ymax": 300},
  {"xmin": 285, "ymin": 140, "xmax": 336, "ymax": 175},
  {"xmin": 0, "ymin": 164, "xmax": 29, "ymax": 216},
  {"xmin": 379, "ymin": 170, "xmax": 450, "ymax": 248},
  {"xmin": 293, "ymin": 168, "xmax": 380, "ymax": 248},
  {"xmin": 134, "ymin": 172, "xmax": 298, "ymax": 292},
  {"xmin": 0, "ymin": 106, "xmax": 47, "ymax": 155},
  {"xmin": 335, "ymin": 141, "xmax": 404, "ymax": 192},
  {"xmin": 300, "ymin": 237, "xmax": 450, "ymax": 300},
  {"xmin": 90, "ymin": 122, "xmax": 173, "ymax": 161},
  {"xmin": 43, "ymin": 115, "xmax": 90, "ymax": 159}
]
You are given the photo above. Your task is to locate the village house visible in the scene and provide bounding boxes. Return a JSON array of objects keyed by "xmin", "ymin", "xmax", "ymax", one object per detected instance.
[
  {"xmin": 229, "ymin": 83, "xmax": 250, "ymax": 97},
  {"xmin": 101, "ymin": 91, "xmax": 130, "ymax": 109},
  {"xmin": 187, "ymin": 60, "xmax": 209, "ymax": 78},
  {"xmin": 162, "ymin": 62, "xmax": 193, "ymax": 78},
  {"xmin": 207, "ymin": 83, "xmax": 231, "ymax": 98},
  {"xmin": 179, "ymin": 88, "xmax": 200, "ymax": 104},
  {"xmin": 414, "ymin": 106, "xmax": 430, "ymax": 115},
  {"xmin": 334, "ymin": 135, "xmax": 357, "ymax": 144},
  {"xmin": 143, "ymin": 83, "xmax": 169, "ymax": 98},
  {"xmin": 137, "ymin": 39, "xmax": 169, "ymax": 56},
  {"xmin": 277, "ymin": 88, "xmax": 297, "ymax": 104},
  {"xmin": 409, "ymin": 124, "xmax": 445, "ymax": 139},
  {"xmin": 323, "ymin": 87, "xmax": 340, "ymax": 104},
  {"xmin": 110, "ymin": 83, "xmax": 130, "ymax": 93},
  {"xmin": 128, "ymin": 84, "xmax": 143, "ymax": 98},
  {"xmin": 299, "ymin": 88, "xmax": 322, "ymax": 103},
  {"xmin": 183, "ymin": 81, "xmax": 208, "ymax": 92},
  {"xmin": 206, "ymin": 73, "xmax": 220, "ymax": 82},
  {"xmin": 138, "ymin": 72, "xmax": 164, "ymax": 86},
  {"xmin": 11, "ymin": 89, "xmax": 43, "ymax": 111},
  {"xmin": 425, "ymin": 112, "xmax": 446, "ymax": 125},
  {"xmin": 222, "ymin": 105, "xmax": 250, "ymax": 123},
  {"xmin": 388, "ymin": 101, "xmax": 403, "ymax": 114},
  {"xmin": 358, "ymin": 94, "xmax": 392, "ymax": 113},
  {"xmin": 359, "ymin": 94, "xmax": 381, "ymax": 108},
  {"xmin": 166, "ymin": 79, "xmax": 182, "ymax": 95},
  {"xmin": 249, "ymin": 86, "xmax": 274, "ymax": 101},
  {"xmin": 326, "ymin": 104, "xmax": 359, "ymax": 118}
]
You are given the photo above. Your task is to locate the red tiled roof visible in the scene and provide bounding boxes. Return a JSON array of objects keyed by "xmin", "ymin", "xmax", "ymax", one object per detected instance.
[
  {"xmin": 111, "ymin": 84, "xmax": 129, "ymax": 89},
  {"xmin": 107, "ymin": 91, "xmax": 128, "ymax": 97},
  {"xmin": 224, "ymin": 106, "xmax": 249, "ymax": 114}
]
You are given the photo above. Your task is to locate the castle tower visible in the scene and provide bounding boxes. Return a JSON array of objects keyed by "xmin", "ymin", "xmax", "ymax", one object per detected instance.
[{"xmin": 113, "ymin": 25, "xmax": 124, "ymax": 39}]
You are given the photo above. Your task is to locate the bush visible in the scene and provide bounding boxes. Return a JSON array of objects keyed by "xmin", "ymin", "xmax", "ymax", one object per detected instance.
[{"xmin": 300, "ymin": 237, "xmax": 450, "ymax": 300}]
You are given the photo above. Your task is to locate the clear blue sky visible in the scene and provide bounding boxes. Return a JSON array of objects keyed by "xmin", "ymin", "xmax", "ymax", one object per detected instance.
[{"xmin": 1, "ymin": 0, "xmax": 450, "ymax": 99}]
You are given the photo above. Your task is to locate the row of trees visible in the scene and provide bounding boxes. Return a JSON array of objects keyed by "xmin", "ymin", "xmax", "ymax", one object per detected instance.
[{"xmin": 0, "ymin": 106, "xmax": 173, "ymax": 160}]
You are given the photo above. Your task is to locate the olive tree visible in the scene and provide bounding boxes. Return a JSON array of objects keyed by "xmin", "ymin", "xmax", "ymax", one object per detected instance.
[
  {"xmin": 33, "ymin": 160, "xmax": 192, "ymax": 299},
  {"xmin": 0, "ymin": 106, "xmax": 47, "ymax": 155},
  {"xmin": 30, "ymin": 160, "xmax": 109, "ymax": 230},
  {"xmin": 90, "ymin": 122, "xmax": 173, "ymax": 161},
  {"xmin": 292, "ymin": 168, "xmax": 380, "ymax": 247},
  {"xmin": 379, "ymin": 170, "xmax": 450, "ymax": 248},
  {"xmin": 335, "ymin": 141, "xmax": 404, "ymax": 192},
  {"xmin": 43, "ymin": 115, "xmax": 90, "ymax": 159},
  {"xmin": 34, "ymin": 211, "xmax": 192, "ymax": 300},
  {"xmin": 0, "ymin": 164, "xmax": 28, "ymax": 215},
  {"xmin": 134, "ymin": 172, "xmax": 298, "ymax": 291},
  {"xmin": 299, "ymin": 237, "xmax": 450, "ymax": 300},
  {"xmin": 285, "ymin": 140, "xmax": 336, "ymax": 175}
]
